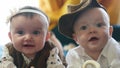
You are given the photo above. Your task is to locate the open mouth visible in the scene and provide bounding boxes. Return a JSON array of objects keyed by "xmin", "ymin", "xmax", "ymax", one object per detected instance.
[{"xmin": 89, "ymin": 37, "xmax": 99, "ymax": 41}]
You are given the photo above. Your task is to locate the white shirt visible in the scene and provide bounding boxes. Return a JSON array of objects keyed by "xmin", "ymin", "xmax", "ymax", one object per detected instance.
[{"xmin": 66, "ymin": 38, "xmax": 120, "ymax": 68}]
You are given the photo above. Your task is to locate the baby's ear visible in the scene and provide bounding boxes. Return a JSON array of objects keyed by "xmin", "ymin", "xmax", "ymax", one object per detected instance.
[
  {"xmin": 72, "ymin": 33, "xmax": 79, "ymax": 45},
  {"xmin": 72, "ymin": 33, "xmax": 77, "ymax": 42},
  {"xmin": 109, "ymin": 26, "xmax": 113, "ymax": 36},
  {"xmin": 8, "ymin": 32, "xmax": 12, "ymax": 41},
  {"xmin": 45, "ymin": 31, "xmax": 50, "ymax": 41}
]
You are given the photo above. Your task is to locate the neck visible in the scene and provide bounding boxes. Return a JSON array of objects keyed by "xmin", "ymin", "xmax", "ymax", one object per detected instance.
[{"xmin": 85, "ymin": 50, "xmax": 102, "ymax": 60}]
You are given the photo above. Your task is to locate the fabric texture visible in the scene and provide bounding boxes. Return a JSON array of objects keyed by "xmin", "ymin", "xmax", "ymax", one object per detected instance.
[
  {"xmin": 0, "ymin": 42, "xmax": 65, "ymax": 68},
  {"xmin": 66, "ymin": 38, "xmax": 120, "ymax": 68}
]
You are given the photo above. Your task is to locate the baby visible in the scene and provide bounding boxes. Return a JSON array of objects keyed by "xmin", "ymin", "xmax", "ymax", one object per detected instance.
[
  {"xmin": 58, "ymin": 0, "xmax": 120, "ymax": 68},
  {"xmin": 0, "ymin": 6, "xmax": 65, "ymax": 68}
]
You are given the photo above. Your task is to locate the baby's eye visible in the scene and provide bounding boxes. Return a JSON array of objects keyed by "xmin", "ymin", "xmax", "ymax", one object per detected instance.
[
  {"xmin": 80, "ymin": 26, "xmax": 87, "ymax": 30},
  {"xmin": 96, "ymin": 23, "xmax": 104, "ymax": 27},
  {"xmin": 33, "ymin": 31, "xmax": 40, "ymax": 35},
  {"xmin": 17, "ymin": 31, "xmax": 24, "ymax": 35}
]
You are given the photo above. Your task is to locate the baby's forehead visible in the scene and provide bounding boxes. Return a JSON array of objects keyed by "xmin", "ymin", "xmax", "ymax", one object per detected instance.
[{"xmin": 9, "ymin": 7, "xmax": 49, "ymax": 27}]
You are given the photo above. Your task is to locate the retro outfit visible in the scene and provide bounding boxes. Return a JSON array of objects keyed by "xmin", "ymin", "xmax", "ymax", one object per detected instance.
[{"xmin": 0, "ymin": 42, "xmax": 65, "ymax": 68}]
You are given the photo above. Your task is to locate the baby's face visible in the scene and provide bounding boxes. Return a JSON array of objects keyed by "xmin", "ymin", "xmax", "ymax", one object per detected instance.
[
  {"xmin": 8, "ymin": 14, "xmax": 49, "ymax": 58},
  {"xmin": 73, "ymin": 8, "xmax": 113, "ymax": 53}
]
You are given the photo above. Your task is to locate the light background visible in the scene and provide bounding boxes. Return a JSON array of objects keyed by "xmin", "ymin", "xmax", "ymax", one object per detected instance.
[{"xmin": 0, "ymin": 0, "xmax": 39, "ymax": 46}]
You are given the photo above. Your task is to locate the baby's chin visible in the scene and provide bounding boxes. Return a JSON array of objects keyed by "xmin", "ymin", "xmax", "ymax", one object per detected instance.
[{"xmin": 87, "ymin": 45, "xmax": 103, "ymax": 52}]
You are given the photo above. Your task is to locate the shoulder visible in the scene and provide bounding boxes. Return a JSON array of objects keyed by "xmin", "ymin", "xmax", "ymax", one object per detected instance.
[
  {"xmin": 0, "ymin": 45, "xmax": 16, "ymax": 68},
  {"xmin": 102, "ymin": 38, "xmax": 120, "ymax": 62},
  {"xmin": 44, "ymin": 41, "xmax": 55, "ymax": 50},
  {"xmin": 107, "ymin": 38, "xmax": 120, "ymax": 53},
  {"xmin": 66, "ymin": 46, "xmax": 83, "ymax": 62},
  {"xmin": 0, "ymin": 59, "xmax": 16, "ymax": 68},
  {"xmin": 66, "ymin": 46, "xmax": 83, "ymax": 57},
  {"xmin": 66, "ymin": 46, "xmax": 84, "ymax": 68}
]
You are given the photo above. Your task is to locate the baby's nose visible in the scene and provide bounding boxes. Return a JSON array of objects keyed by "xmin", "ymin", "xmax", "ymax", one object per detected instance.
[
  {"xmin": 24, "ymin": 34, "xmax": 32, "ymax": 40},
  {"xmin": 89, "ymin": 26, "xmax": 97, "ymax": 33}
]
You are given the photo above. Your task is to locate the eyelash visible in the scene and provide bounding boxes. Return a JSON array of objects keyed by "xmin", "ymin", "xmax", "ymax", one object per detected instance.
[
  {"xmin": 79, "ymin": 23, "xmax": 105, "ymax": 30},
  {"xmin": 96, "ymin": 23, "xmax": 103, "ymax": 27},
  {"xmin": 33, "ymin": 31, "xmax": 40, "ymax": 35},
  {"xmin": 80, "ymin": 26, "xmax": 87, "ymax": 30},
  {"xmin": 16, "ymin": 31, "xmax": 40, "ymax": 35},
  {"xmin": 17, "ymin": 31, "xmax": 24, "ymax": 35}
]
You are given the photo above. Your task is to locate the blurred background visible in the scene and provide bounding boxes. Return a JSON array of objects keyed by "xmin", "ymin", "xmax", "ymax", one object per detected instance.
[{"xmin": 0, "ymin": 0, "xmax": 120, "ymax": 56}]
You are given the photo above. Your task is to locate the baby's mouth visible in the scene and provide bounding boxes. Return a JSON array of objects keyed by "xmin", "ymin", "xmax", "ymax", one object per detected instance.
[
  {"xmin": 23, "ymin": 44, "xmax": 34, "ymax": 47},
  {"xmin": 88, "ymin": 37, "xmax": 99, "ymax": 42}
]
